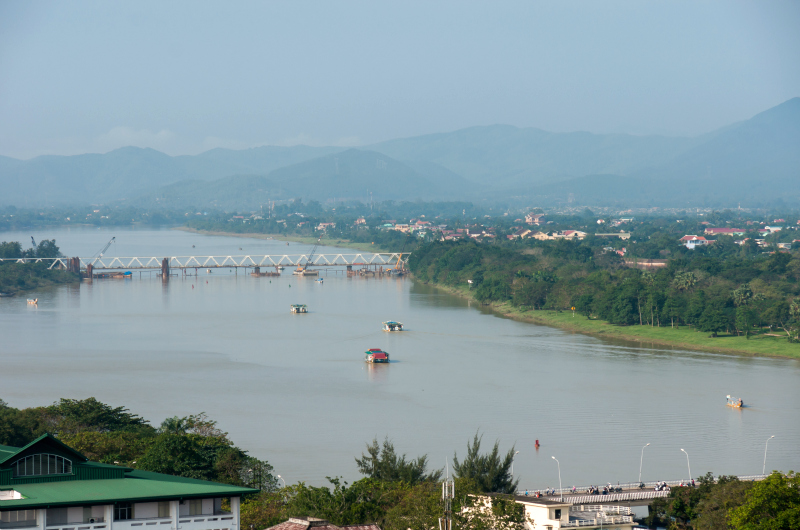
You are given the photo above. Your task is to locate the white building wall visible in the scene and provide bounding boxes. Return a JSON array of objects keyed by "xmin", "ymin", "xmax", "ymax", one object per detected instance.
[{"xmin": 201, "ymin": 499, "xmax": 213, "ymax": 515}]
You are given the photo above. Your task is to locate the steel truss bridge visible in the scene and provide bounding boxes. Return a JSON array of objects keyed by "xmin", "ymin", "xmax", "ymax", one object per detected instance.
[{"xmin": 0, "ymin": 253, "xmax": 408, "ymax": 270}]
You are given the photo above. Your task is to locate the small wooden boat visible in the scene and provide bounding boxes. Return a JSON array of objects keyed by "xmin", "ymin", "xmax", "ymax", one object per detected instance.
[
  {"xmin": 290, "ymin": 304, "xmax": 308, "ymax": 313},
  {"xmin": 27, "ymin": 298, "xmax": 38, "ymax": 305},
  {"xmin": 383, "ymin": 321, "xmax": 403, "ymax": 331},
  {"xmin": 365, "ymin": 348, "xmax": 389, "ymax": 363},
  {"xmin": 726, "ymin": 395, "xmax": 743, "ymax": 408}
]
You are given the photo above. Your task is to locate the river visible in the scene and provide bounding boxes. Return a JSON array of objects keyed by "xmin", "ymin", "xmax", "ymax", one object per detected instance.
[{"xmin": 1, "ymin": 227, "xmax": 798, "ymax": 489}]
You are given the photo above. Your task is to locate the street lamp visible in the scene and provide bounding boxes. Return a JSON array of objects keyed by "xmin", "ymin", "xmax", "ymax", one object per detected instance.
[
  {"xmin": 763, "ymin": 436, "xmax": 775, "ymax": 475},
  {"xmin": 680, "ymin": 449, "xmax": 692, "ymax": 484},
  {"xmin": 277, "ymin": 474, "xmax": 286, "ymax": 488},
  {"xmin": 639, "ymin": 443, "xmax": 650, "ymax": 485},
  {"xmin": 551, "ymin": 456, "xmax": 563, "ymax": 501},
  {"xmin": 511, "ymin": 451, "xmax": 520, "ymax": 475}
]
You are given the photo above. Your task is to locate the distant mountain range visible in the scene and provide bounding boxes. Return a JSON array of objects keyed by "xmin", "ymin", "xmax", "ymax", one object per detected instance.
[{"xmin": 1, "ymin": 97, "xmax": 798, "ymax": 209}]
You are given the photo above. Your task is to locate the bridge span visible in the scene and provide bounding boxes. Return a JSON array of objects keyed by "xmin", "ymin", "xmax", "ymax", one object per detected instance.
[
  {"xmin": 0, "ymin": 253, "xmax": 408, "ymax": 271},
  {"xmin": 518, "ymin": 474, "xmax": 768, "ymax": 506}
]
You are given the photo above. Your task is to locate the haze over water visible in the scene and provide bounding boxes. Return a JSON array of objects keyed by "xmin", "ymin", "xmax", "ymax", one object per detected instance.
[{"xmin": 1, "ymin": 227, "xmax": 798, "ymax": 488}]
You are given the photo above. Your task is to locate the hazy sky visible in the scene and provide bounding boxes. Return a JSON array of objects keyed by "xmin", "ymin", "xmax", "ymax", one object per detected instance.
[{"xmin": 1, "ymin": 1, "xmax": 799, "ymax": 159}]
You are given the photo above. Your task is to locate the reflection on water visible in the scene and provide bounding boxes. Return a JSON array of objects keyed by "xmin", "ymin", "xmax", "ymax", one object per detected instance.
[
  {"xmin": 365, "ymin": 362, "xmax": 390, "ymax": 384},
  {"xmin": 1, "ymin": 227, "xmax": 799, "ymax": 487}
]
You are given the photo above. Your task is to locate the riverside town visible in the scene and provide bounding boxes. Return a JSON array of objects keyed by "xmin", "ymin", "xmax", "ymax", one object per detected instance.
[{"xmin": 2, "ymin": 3, "xmax": 800, "ymax": 530}]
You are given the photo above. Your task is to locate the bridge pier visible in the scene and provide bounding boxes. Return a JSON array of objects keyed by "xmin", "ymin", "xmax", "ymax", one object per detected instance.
[
  {"xmin": 85, "ymin": 263, "xmax": 93, "ymax": 281},
  {"xmin": 161, "ymin": 258, "xmax": 169, "ymax": 280}
]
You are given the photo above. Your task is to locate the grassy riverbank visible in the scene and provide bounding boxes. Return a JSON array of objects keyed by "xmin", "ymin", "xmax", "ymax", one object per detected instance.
[
  {"xmin": 175, "ymin": 227, "xmax": 384, "ymax": 252},
  {"xmin": 426, "ymin": 281, "xmax": 800, "ymax": 360}
]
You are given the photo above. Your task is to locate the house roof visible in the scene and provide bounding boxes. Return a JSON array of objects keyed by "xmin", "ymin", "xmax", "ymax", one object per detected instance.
[
  {"xmin": 0, "ymin": 436, "xmax": 258, "ymax": 510},
  {"xmin": 0, "ymin": 434, "xmax": 88, "ymax": 466},
  {"xmin": 268, "ymin": 517, "xmax": 380, "ymax": 530},
  {"xmin": 0, "ymin": 469, "xmax": 258, "ymax": 509}
]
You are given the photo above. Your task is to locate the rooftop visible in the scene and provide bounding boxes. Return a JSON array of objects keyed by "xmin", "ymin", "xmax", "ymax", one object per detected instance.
[{"xmin": 0, "ymin": 435, "xmax": 258, "ymax": 509}]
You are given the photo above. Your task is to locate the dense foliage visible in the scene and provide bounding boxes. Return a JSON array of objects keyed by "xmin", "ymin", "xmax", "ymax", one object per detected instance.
[
  {"xmin": 355, "ymin": 438, "xmax": 443, "ymax": 484},
  {"xmin": 0, "ymin": 398, "xmax": 277, "ymax": 490},
  {"xmin": 0, "ymin": 239, "xmax": 79, "ymax": 294},
  {"xmin": 409, "ymin": 239, "xmax": 800, "ymax": 342},
  {"xmin": 645, "ymin": 471, "xmax": 800, "ymax": 530}
]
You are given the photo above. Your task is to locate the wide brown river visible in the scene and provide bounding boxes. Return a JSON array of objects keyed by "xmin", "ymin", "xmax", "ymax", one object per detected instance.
[{"xmin": 1, "ymin": 227, "xmax": 798, "ymax": 489}]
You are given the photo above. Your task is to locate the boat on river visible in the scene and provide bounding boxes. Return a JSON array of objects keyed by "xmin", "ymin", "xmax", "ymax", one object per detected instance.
[
  {"xmin": 726, "ymin": 395, "xmax": 743, "ymax": 408},
  {"xmin": 290, "ymin": 304, "xmax": 308, "ymax": 313},
  {"xmin": 383, "ymin": 321, "xmax": 403, "ymax": 331},
  {"xmin": 316, "ymin": 278, "xmax": 323, "ymax": 283},
  {"xmin": 365, "ymin": 348, "xmax": 389, "ymax": 363}
]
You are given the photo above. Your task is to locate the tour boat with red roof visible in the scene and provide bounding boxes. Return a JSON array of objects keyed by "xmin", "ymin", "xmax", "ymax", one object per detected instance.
[{"xmin": 365, "ymin": 348, "xmax": 389, "ymax": 363}]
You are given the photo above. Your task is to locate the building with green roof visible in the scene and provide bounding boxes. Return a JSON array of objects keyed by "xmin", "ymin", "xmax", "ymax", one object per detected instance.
[{"xmin": 1, "ymin": 435, "xmax": 258, "ymax": 530}]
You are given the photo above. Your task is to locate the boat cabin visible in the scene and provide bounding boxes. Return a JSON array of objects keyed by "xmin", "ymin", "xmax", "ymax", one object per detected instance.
[
  {"xmin": 365, "ymin": 349, "xmax": 389, "ymax": 363},
  {"xmin": 382, "ymin": 321, "xmax": 403, "ymax": 332},
  {"xmin": 290, "ymin": 304, "xmax": 308, "ymax": 313}
]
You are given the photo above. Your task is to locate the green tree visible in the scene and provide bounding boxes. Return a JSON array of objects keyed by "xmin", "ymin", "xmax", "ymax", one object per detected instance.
[
  {"xmin": 0, "ymin": 400, "xmax": 48, "ymax": 446},
  {"xmin": 452, "ymin": 433, "xmax": 518, "ymax": 494},
  {"xmin": 355, "ymin": 437, "xmax": 442, "ymax": 484},
  {"xmin": 57, "ymin": 431, "xmax": 154, "ymax": 465},
  {"xmin": 0, "ymin": 241, "xmax": 23, "ymax": 259},
  {"xmin": 44, "ymin": 397, "xmax": 152, "ymax": 435},
  {"xmin": 286, "ymin": 478, "xmax": 404, "ymax": 526},
  {"xmin": 137, "ymin": 434, "xmax": 213, "ymax": 480},
  {"xmin": 728, "ymin": 471, "xmax": 800, "ymax": 529},
  {"xmin": 736, "ymin": 306, "xmax": 758, "ymax": 338},
  {"xmin": 699, "ymin": 303, "xmax": 729, "ymax": 337},
  {"xmin": 383, "ymin": 480, "xmax": 442, "ymax": 530},
  {"xmin": 240, "ymin": 491, "xmax": 286, "ymax": 530},
  {"xmin": 693, "ymin": 476, "xmax": 752, "ymax": 530}
]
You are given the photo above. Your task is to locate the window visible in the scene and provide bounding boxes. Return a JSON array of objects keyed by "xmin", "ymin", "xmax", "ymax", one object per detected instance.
[
  {"xmin": 46, "ymin": 508, "xmax": 67, "ymax": 526},
  {"xmin": 0, "ymin": 510, "xmax": 36, "ymax": 529},
  {"xmin": 12, "ymin": 454, "xmax": 72, "ymax": 477},
  {"xmin": 189, "ymin": 500, "xmax": 202, "ymax": 516},
  {"xmin": 554, "ymin": 509, "xmax": 561, "ymax": 519},
  {"xmin": 158, "ymin": 502, "xmax": 170, "ymax": 518},
  {"xmin": 114, "ymin": 503, "xmax": 133, "ymax": 521}
]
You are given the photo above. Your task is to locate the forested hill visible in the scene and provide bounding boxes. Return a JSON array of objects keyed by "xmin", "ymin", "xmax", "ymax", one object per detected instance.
[{"xmin": 408, "ymin": 239, "xmax": 800, "ymax": 346}]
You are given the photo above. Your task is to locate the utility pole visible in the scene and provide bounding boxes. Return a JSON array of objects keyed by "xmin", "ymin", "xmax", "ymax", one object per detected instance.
[{"xmin": 439, "ymin": 479, "xmax": 454, "ymax": 530}]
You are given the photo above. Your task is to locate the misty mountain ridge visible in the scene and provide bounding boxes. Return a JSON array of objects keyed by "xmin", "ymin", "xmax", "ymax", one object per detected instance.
[
  {"xmin": 132, "ymin": 149, "xmax": 472, "ymax": 210},
  {"xmin": 0, "ymin": 97, "xmax": 798, "ymax": 208}
]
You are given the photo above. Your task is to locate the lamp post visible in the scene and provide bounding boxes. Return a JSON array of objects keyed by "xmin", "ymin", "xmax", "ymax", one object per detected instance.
[
  {"xmin": 277, "ymin": 474, "xmax": 286, "ymax": 488},
  {"xmin": 511, "ymin": 451, "xmax": 520, "ymax": 475},
  {"xmin": 639, "ymin": 443, "xmax": 650, "ymax": 485},
  {"xmin": 680, "ymin": 449, "xmax": 692, "ymax": 484},
  {"xmin": 551, "ymin": 456, "xmax": 563, "ymax": 501},
  {"xmin": 763, "ymin": 435, "xmax": 775, "ymax": 475}
]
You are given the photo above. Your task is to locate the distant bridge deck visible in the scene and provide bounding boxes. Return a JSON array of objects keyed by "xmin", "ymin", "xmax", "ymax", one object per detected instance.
[
  {"xmin": 0, "ymin": 253, "xmax": 408, "ymax": 270},
  {"xmin": 519, "ymin": 475, "xmax": 768, "ymax": 506}
]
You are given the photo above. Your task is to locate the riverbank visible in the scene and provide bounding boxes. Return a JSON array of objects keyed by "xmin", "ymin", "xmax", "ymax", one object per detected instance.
[
  {"xmin": 423, "ymin": 281, "xmax": 800, "ymax": 360},
  {"xmin": 175, "ymin": 227, "xmax": 382, "ymax": 252}
]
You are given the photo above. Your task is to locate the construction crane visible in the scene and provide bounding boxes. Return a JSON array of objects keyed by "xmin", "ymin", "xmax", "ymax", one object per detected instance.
[
  {"xmin": 294, "ymin": 236, "xmax": 322, "ymax": 275},
  {"xmin": 94, "ymin": 237, "xmax": 116, "ymax": 258},
  {"xmin": 393, "ymin": 234, "xmax": 412, "ymax": 272}
]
